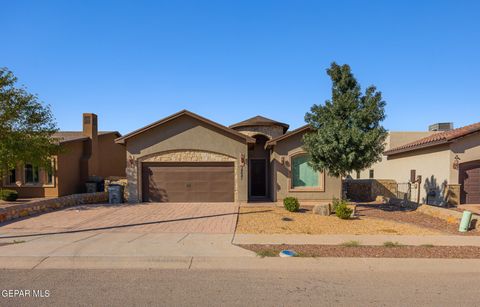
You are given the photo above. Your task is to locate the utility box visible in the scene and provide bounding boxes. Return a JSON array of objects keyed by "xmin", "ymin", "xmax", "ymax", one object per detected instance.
[{"xmin": 108, "ymin": 184, "xmax": 124, "ymax": 204}]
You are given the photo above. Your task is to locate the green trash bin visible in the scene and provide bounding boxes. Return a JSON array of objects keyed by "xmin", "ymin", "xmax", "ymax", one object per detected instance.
[{"xmin": 459, "ymin": 211, "xmax": 472, "ymax": 232}]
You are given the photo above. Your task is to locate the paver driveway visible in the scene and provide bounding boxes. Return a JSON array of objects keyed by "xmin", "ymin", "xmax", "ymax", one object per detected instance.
[{"xmin": 0, "ymin": 203, "xmax": 239, "ymax": 235}]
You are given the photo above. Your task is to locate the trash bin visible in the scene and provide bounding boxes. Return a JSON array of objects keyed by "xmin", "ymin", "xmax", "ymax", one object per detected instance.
[
  {"xmin": 85, "ymin": 182, "xmax": 98, "ymax": 193},
  {"xmin": 108, "ymin": 184, "xmax": 124, "ymax": 204}
]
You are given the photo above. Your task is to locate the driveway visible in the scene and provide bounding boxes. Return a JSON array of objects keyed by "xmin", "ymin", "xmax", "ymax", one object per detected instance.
[
  {"xmin": 0, "ymin": 203, "xmax": 255, "ymax": 259},
  {"xmin": 0, "ymin": 202, "xmax": 239, "ymax": 235}
]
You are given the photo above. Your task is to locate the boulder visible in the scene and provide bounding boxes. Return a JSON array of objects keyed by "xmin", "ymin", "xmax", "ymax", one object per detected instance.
[{"xmin": 313, "ymin": 204, "xmax": 331, "ymax": 216}]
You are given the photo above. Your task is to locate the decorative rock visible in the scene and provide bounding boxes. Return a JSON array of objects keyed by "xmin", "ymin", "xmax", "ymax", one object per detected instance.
[{"xmin": 312, "ymin": 204, "xmax": 331, "ymax": 216}]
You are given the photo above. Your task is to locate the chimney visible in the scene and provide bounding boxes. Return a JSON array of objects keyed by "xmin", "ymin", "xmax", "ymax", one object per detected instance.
[
  {"xmin": 82, "ymin": 113, "xmax": 99, "ymax": 176},
  {"xmin": 429, "ymin": 123, "xmax": 453, "ymax": 132}
]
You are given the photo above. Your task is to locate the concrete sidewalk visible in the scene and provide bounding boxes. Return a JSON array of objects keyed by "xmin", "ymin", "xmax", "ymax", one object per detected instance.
[
  {"xmin": 0, "ymin": 232, "xmax": 255, "ymax": 258},
  {"xmin": 2, "ymin": 255, "xmax": 480, "ymax": 271},
  {"xmin": 233, "ymin": 234, "xmax": 480, "ymax": 246}
]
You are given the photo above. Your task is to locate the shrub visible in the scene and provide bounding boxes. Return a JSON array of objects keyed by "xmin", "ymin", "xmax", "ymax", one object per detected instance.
[
  {"xmin": 0, "ymin": 189, "xmax": 18, "ymax": 201},
  {"xmin": 335, "ymin": 203, "xmax": 353, "ymax": 219},
  {"xmin": 383, "ymin": 241, "xmax": 402, "ymax": 248},
  {"xmin": 331, "ymin": 198, "xmax": 350, "ymax": 212},
  {"xmin": 283, "ymin": 197, "xmax": 300, "ymax": 212},
  {"xmin": 341, "ymin": 240, "xmax": 360, "ymax": 247}
]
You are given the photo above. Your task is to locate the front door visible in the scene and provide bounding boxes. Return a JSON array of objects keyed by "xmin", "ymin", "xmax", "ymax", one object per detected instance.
[{"xmin": 250, "ymin": 159, "xmax": 267, "ymax": 199}]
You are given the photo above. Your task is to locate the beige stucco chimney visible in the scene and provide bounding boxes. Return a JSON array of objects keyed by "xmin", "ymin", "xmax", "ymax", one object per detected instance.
[{"xmin": 82, "ymin": 113, "xmax": 99, "ymax": 176}]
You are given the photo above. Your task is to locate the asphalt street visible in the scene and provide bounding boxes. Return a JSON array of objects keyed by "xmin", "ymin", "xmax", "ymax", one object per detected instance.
[{"xmin": 1, "ymin": 268, "xmax": 479, "ymax": 306}]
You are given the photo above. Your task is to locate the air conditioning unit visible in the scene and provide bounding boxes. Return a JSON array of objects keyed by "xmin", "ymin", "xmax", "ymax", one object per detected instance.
[{"xmin": 429, "ymin": 123, "xmax": 453, "ymax": 131}]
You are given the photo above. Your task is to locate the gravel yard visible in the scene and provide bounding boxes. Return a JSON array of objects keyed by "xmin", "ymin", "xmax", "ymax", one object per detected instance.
[
  {"xmin": 236, "ymin": 207, "xmax": 444, "ymax": 235},
  {"xmin": 241, "ymin": 244, "xmax": 480, "ymax": 258},
  {"xmin": 356, "ymin": 203, "xmax": 480, "ymax": 236}
]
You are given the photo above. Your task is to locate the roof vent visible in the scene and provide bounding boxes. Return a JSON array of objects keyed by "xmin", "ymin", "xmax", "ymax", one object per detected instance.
[{"xmin": 429, "ymin": 122, "xmax": 453, "ymax": 131}]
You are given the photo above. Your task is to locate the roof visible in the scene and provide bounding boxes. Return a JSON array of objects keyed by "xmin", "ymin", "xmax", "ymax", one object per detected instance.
[
  {"xmin": 385, "ymin": 122, "xmax": 480, "ymax": 156},
  {"xmin": 266, "ymin": 125, "xmax": 311, "ymax": 147},
  {"xmin": 230, "ymin": 116, "xmax": 289, "ymax": 133},
  {"xmin": 115, "ymin": 110, "xmax": 256, "ymax": 144},
  {"xmin": 53, "ymin": 131, "xmax": 121, "ymax": 144}
]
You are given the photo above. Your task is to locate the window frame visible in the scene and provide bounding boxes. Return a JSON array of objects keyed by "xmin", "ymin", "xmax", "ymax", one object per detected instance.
[
  {"xmin": 24, "ymin": 163, "xmax": 40, "ymax": 185},
  {"xmin": 288, "ymin": 151, "xmax": 325, "ymax": 192}
]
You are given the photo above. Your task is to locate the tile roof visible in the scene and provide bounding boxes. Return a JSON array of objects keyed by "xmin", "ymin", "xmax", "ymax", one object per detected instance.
[
  {"xmin": 230, "ymin": 115, "xmax": 289, "ymax": 132},
  {"xmin": 53, "ymin": 131, "xmax": 119, "ymax": 144},
  {"xmin": 385, "ymin": 122, "xmax": 480, "ymax": 156}
]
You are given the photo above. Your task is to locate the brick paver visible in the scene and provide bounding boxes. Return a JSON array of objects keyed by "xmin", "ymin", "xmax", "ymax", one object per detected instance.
[{"xmin": 0, "ymin": 203, "xmax": 238, "ymax": 234}]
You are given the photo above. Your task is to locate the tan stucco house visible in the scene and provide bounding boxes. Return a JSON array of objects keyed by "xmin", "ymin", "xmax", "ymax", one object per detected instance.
[
  {"xmin": 357, "ymin": 122, "xmax": 480, "ymax": 205},
  {"xmin": 1, "ymin": 113, "xmax": 126, "ymax": 198},
  {"xmin": 115, "ymin": 110, "xmax": 342, "ymax": 204}
]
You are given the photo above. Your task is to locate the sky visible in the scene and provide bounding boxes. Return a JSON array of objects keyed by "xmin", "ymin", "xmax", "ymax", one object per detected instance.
[{"xmin": 2, "ymin": 0, "xmax": 480, "ymax": 134}]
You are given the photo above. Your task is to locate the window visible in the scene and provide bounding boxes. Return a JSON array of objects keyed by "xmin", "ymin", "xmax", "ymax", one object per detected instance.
[
  {"xmin": 46, "ymin": 160, "xmax": 55, "ymax": 185},
  {"xmin": 369, "ymin": 169, "xmax": 374, "ymax": 179},
  {"xmin": 24, "ymin": 164, "xmax": 39, "ymax": 184},
  {"xmin": 8, "ymin": 169, "xmax": 16, "ymax": 184},
  {"xmin": 291, "ymin": 154, "xmax": 319, "ymax": 188},
  {"xmin": 356, "ymin": 171, "xmax": 361, "ymax": 179}
]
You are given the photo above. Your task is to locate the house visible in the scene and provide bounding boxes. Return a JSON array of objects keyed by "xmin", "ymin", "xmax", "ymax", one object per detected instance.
[
  {"xmin": 1, "ymin": 113, "xmax": 126, "ymax": 198},
  {"xmin": 356, "ymin": 122, "xmax": 480, "ymax": 206},
  {"xmin": 115, "ymin": 110, "xmax": 342, "ymax": 204}
]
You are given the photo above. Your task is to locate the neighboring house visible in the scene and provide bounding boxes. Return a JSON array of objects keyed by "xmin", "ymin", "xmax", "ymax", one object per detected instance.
[
  {"xmin": 357, "ymin": 122, "xmax": 480, "ymax": 205},
  {"xmin": 1, "ymin": 113, "xmax": 126, "ymax": 198},
  {"xmin": 115, "ymin": 110, "xmax": 342, "ymax": 204}
]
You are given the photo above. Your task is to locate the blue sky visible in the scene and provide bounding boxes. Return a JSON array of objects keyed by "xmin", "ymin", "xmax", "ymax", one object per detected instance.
[{"xmin": 3, "ymin": 0, "xmax": 479, "ymax": 134}]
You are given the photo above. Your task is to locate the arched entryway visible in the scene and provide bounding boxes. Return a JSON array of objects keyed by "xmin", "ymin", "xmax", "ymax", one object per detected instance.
[{"xmin": 248, "ymin": 134, "xmax": 271, "ymax": 201}]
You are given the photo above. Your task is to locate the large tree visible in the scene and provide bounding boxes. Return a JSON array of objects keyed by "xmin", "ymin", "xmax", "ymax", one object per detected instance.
[
  {"xmin": 303, "ymin": 62, "xmax": 387, "ymax": 177},
  {"xmin": 0, "ymin": 68, "xmax": 60, "ymax": 180}
]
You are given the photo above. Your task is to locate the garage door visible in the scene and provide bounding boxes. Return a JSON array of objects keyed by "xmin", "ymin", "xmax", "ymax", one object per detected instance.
[
  {"xmin": 142, "ymin": 162, "xmax": 234, "ymax": 202},
  {"xmin": 459, "ymin": 160, "xmax": 480, "ymax": 204}
]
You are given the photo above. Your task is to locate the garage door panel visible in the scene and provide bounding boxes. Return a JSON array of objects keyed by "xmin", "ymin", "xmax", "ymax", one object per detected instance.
[
  {"xmin": 460, "ymin": 160, "xmax": 480, "ymax": 204},
  {"xmin": 142, "ymin": 162, "xmax": 234, "ymax": 202}
]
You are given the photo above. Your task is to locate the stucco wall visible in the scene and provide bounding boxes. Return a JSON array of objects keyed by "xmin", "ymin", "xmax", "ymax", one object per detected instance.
[
  {"xmin": 98, "ymin": 133, "xmax": 126, "ymax": 178},
  {"xmin": 124, "ymin": 115, "xmax": 249, "ymax": 203},
  {"xmin": 358, "ymin": 145, "xmax": 451, "ymax": 204},
  {"xmin": 57, "ymin": 140, "xmax": 86, "ymax": 196},
  {"xmin": 234, "ymin": 125, "xmax": 284, "ymax": 139},
  {"xmin": 271, "ymin": 132, "xmax": 342, "ymax": 203},
  {"xmin": 449, "ymin": 132, "xmax": 480, "ymax": 183}
]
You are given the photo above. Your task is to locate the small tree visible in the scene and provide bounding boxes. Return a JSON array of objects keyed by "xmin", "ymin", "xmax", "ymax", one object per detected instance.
[
  {"xmin": 0, "ymin": 68, "xmax": 60, "ymax": 185},
  {"xmin": 303, "ymin": 62, "xmax": 387, "ymax": 177}
]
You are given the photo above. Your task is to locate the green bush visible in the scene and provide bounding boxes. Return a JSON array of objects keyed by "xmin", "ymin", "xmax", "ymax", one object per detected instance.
[
  {"xmin": 283, "ymin": 197, "xmax": 300, "ymax": 212},
  {"xmin": 0, "ymin": 189, "xmax": 18, "ymax": 201},
  {"xmin": 335, "ymin": 202, "xmax": 353, "ymax": 219},
  {"xmin": 332, "ymin": 198, "xmax": 349, "ymax": 212}
]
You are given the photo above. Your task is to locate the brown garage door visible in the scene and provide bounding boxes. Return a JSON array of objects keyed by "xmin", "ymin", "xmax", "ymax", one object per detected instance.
[
  {"xmin": 459, "ymin": 160, "xmax": 480, "ymax": 204},
  {"xmin": 142, "ymin": 162, "xmax": 234, "ymax": 202}
]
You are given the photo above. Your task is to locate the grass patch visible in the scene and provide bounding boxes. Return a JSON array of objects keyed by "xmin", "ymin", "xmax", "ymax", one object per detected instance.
[
  {"xmin": 420, "ymin": 244, "xmax": 434, "ymax": 248},
  {"xmin": 383, "ymin": 241, "xmax": 402, "ymax": 248},
  {"xmin": 256, "ymin": 250, "xmax": 277, "ymax": 258},
  {"xmin": 13, "ymin": 240, "xmax": 25, "ymax": 244},
  {"xmin": 341, "ymin": 240, "xmax": 361, "ymax": 247},
  {"xmin": 380, "ymin": 228, "xmax": 398, "ymax": 233}
]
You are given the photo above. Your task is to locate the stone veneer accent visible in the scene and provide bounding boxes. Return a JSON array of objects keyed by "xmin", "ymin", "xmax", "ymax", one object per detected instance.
[
  {"xmin": 345, "ymin": 179, "xmax": 398, "ymax": 202},
  {"xmin": 446, "ymin": 184, "xmax": 461, "ymax": 207},
  {"xmin": 127, "ymin": 150, "xmax": 238, "ymax": 203},
  {"xmin": 234, "ymin": 125, "xmax": 284, "ymax": 139},
  {"xmin": 0, "ymin": 192, "xmax": 108, "ymax": 223}
]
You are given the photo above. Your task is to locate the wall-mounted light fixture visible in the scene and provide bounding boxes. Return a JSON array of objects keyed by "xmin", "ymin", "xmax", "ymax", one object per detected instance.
[
  {"xmin": 280, "ymin": 156, "xmax": 285, "ymax": 165},
  {"xmin": 240, "ymin": 153, "xmax": 245, "ymax": 167},
  {"xmin": 128, "ymin": 155, "xmax": 136, "ymax": 167},
  {"xmin": 453, "ymin": 155, "xmax": 460, "ymax": 170}
]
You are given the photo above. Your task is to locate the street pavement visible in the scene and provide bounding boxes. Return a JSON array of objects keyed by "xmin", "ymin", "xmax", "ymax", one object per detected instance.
[{"xmin": 1, "ymin": 267, "xmax": 479, "ymax": 306}]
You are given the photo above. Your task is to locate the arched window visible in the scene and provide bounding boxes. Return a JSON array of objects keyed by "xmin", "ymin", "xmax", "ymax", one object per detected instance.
[{"xmin": 291, "ymin": 154, "xmax": 320, "ymax": 189}]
